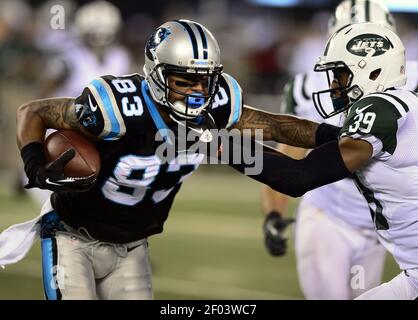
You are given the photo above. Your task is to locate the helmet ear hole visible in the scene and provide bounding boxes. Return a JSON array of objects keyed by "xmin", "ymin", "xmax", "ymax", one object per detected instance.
[{"xmin": 369, "ymin": 68, "xmax": 381, "ymax": 80}]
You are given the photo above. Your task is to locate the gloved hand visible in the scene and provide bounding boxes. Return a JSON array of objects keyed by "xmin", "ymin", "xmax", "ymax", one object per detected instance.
[
  {"xmin": 25, "ymin": 149, "xmax": 96, "ymax": 192},
  {"xmin": 263, "ymin": 211, "xmax": 295, "ymax": 256}
]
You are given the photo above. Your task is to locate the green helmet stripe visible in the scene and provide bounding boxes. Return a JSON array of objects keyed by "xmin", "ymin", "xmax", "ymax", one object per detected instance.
[
  {"xmin": 365, "ymin": 0, "xmax": 370, "ymax": 22},
  {"xmin": 351, "ymin": 0, "xmax": 356, "ymax": 20}
]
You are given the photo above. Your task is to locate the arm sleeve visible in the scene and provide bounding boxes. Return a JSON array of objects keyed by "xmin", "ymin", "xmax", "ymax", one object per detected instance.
[
  {"xmin": 315, "ymin": 123, "xmax": 342, "ymax": 146},
  {"xmin": 226, "ymin": 139, "xmax": 351, "ymax": 197}
]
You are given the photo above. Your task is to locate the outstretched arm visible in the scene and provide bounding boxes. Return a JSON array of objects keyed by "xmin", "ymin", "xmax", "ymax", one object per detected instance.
[
  {"xmin": 261, "ymin": 144, "xmax": 307, "ymax": 214},
  {"xmin": 228, "ymin": 137, "xmax": 372, "ymax": 197},
  {"xmin": 232, "ymin": 105, "xmax": 339, "ymax": 148}
]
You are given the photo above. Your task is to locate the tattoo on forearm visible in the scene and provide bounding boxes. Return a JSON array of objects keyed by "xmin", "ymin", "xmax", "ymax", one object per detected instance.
[
  {"xmin": 17, "ymin": 97, "xmax": 93, "ymax": 149},
  {"xmin": 234, "ymin": 108, "xmax": 319, "ymax": 148},
  {"xmin": 38, "ymin": 98, "xmax": 82, "ymax": 131}
]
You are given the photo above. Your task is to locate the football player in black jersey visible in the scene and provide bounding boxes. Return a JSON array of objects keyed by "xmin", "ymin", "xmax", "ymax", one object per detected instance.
[{"xmin": 17, "ymin": 20, "xmax": 332, "ymax": 299}]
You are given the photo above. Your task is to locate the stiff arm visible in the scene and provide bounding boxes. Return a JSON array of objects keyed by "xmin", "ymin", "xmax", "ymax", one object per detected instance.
[{"xmin": 232, "ymin": 105, "xmax": 320, "ymax": 148}]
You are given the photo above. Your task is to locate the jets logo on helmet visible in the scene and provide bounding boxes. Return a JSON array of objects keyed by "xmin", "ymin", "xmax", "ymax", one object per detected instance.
[
  {"xmin": 313, "ymin": 23, "xmax": 406, "ymax": 119},
  {"xmin": 347, "ymin": 33, "xmax": 393, "ymax": 57}
]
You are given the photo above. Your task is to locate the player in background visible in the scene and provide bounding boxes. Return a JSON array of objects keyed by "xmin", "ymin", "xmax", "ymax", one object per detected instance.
[
  {"xmin": 261, "ymin": 0, "xmax": 418, "ymax": 299},
  {"xmin": 39, "ymin": 0, "xmax": 131, "ymax": 98},
  {"xmin": 23, "ymin": 0, "xmax": 132, "ymax": 207}
]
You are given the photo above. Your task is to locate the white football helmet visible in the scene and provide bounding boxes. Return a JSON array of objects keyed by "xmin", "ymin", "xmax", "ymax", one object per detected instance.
[
  {"xmin": 143, "ymin": 20, "xmax": 223, "ymax": 119},
  {"xmin": 75, "ymin": 1, "xmax": 121, "ymax": 47},
  {"xmin": 328, "ymin": 0, "xmax": 396, "ymax": 36},
  {"xmin": 313, "ymin": 22, "xmax": 406, "ymax": 118}
]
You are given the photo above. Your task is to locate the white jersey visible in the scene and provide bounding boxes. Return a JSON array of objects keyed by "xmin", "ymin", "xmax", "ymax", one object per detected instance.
[
  {"xmin": 339, "ymin": 89, "xmax": 418, "ymax": 270},
  {"xmin": 282, "ymin": 60, "xmax": 418, "ymax": 231},
  {"xmin": 47, "ymin": 42, "xmax": 132, "ymax": 97}
]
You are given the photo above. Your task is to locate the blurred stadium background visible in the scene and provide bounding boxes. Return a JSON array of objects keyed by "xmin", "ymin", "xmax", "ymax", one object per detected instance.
[{"xmin": 0, "ymin": 0, "xmax": 415, "ymax": 299}]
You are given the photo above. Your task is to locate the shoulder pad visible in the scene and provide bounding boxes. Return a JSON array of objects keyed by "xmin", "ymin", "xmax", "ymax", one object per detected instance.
[
  {"xmin": 209, "ymin": 73, "xmax": 243, "ymax": 129},
  {"xmin": 75, "ymin": 88, "xmax": 105, "ymax": 138},
  {"xmin": 80, "ymin": 74, "xmax": 145, "ymax": 140},
  {"xmin": 340, "ymin": 93, "xmax": 407, "ymax": 155}
]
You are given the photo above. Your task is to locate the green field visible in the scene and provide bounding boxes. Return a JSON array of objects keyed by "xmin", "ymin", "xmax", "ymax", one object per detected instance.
[{"xmin": 0, "ymin": 166, "xmax": 399, "ymax": 299}]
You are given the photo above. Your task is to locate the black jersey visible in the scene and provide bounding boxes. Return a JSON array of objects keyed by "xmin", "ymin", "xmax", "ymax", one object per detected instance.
[{"xmin": 51, "ymin": 73, "xmax": 243, "ymax": 243}]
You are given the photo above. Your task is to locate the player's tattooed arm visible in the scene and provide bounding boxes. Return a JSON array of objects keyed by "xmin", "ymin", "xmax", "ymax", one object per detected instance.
[
  {"xmin": 232, "ymin": 105, "xmax": 319, "ymax": 148},
  {"xmin": 17, "ymin": 97, "xmax": 94, "ymax": 149}
]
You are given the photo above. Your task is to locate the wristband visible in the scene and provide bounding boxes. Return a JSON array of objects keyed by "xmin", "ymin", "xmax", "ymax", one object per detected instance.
[{"xmin": 20, "ymin": 142, "xmax": 45, "ymax": 183}]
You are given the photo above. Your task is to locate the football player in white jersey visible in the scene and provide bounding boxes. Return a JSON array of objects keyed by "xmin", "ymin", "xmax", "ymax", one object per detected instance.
[
  {"xmin": 261, "ymin": 0, "xmax": 418, "ymax": 299},
  {"xmin": 42, "ymin": 0, "xmax": 132, "ymax": 98},
  {"xmin": 231, "ymin": 21, "xmax": 418, "ymax": 299}
]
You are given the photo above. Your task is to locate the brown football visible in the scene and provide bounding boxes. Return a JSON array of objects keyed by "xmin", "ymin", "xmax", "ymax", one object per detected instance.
[{"xmin": 44, "ymin": 130, "xmax": 101, "ymax": 177}]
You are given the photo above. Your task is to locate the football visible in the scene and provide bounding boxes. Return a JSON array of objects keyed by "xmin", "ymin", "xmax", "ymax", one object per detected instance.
[{"xmin": 44, "ymin": 130, "xmax": 101, "ymax": 177}]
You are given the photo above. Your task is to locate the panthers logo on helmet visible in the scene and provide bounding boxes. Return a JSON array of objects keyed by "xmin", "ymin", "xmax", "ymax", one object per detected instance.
[
  {"xmin": 146, "ymin": 27, "xmax": 171, "ymax": 54},
  {"xmin": 346, "ymin": 33, "xmax": 393, "ymax": 57},
  {"xmin": 145, "ymin": 27, "xmax": 172, "ymax": 61}
]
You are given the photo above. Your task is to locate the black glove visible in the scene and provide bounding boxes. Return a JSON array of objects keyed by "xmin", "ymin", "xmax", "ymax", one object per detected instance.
[
  {"xmin": 263, "ymin": 211, "xmax": 295, "ymax": 257},
  {"xmin": 22, "ymin": 143, "xmax": 96, "ymax": 192}
]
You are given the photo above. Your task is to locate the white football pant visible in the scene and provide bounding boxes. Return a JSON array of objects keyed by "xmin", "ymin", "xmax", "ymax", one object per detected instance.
[
  {"xmin": 295, "ymin": 202, "xmax": 386, "ymax": 300},
  {"xmin": 40, "ymin": 201, "xmax": 153, "ymax": 300}
]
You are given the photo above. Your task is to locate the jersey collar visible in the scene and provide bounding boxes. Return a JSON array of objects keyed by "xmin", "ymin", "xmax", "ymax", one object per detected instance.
[{"xmin": 141, "ymin": 80, "xmax": 173, "ymax": 145}]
